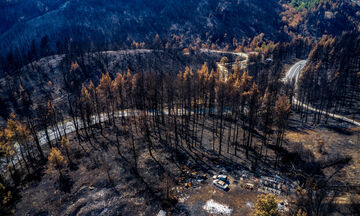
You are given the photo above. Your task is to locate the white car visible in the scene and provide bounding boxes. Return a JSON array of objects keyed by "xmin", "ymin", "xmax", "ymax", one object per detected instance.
[{"xmin": 213, "ymin": 179, "xmax": 229, "ymax": 191}]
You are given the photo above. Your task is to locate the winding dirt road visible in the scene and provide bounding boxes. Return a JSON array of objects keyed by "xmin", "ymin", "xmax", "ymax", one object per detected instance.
[
  {"xmin": 200, "ymin": 49, "xmax": 250, "ymax": 80},
  {"xmin": 1, "ymin": 49, "xmax": 250, "ymax": 170},
  {"xmin": 35, "ymin": 49, "xmax": 251, "ymax": 148}
]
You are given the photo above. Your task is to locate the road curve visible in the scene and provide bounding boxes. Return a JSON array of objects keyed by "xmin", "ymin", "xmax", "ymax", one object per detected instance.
[
  {"xmin": 285, "ymin": 60, "xmax": 360, "ymax": 127},
  {"xmin": 201, "ymin": 49, "xmax": 251, "ymax": 81},
  {"xmin": 283, "ymin": 60, "xmax": 307, "ymax": 84}
]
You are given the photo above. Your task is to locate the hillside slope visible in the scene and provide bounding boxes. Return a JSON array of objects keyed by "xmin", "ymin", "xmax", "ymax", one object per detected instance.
[
  {"xmin": 0, "ymin": 0, "xmax": 285, "ymax": 55},
  {"xmin": 281, "ymin": 0, "xmax": 360, "ymax": 38},
  {"xmin": 2, "ymin": 0, "xmax": 360, "ymax": 57},
  {"xmin": 298, "ymin": 32, "xmax": 360, "ymax": 119}
]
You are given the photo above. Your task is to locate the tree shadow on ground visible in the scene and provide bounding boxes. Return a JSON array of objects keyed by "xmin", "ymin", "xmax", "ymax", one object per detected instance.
[
  {"xmin": 326, "ymin": 125, "xmax": 353, "ymax": 136},
  {"xmin": 59, "ymin": 174, "xmax": 73, "ymax": 193}
]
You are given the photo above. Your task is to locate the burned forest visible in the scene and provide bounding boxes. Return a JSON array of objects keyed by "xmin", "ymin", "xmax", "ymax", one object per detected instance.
[{"xmin": 0, "ymin": 0, "xmax": 359, "ymax": 215}]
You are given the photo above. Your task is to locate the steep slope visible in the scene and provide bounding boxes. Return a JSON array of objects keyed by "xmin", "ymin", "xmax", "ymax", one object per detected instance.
[
  {"xmin": 0, "ymin": 0, "xmax": 285, "ymax": 54},
  {"xmin": 0, "ymin": 0, "xmax": 66, "ymax": 35},
  {"xmin": 2, "ymin": 0, "xmax": 360, "ymax": 56}
]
